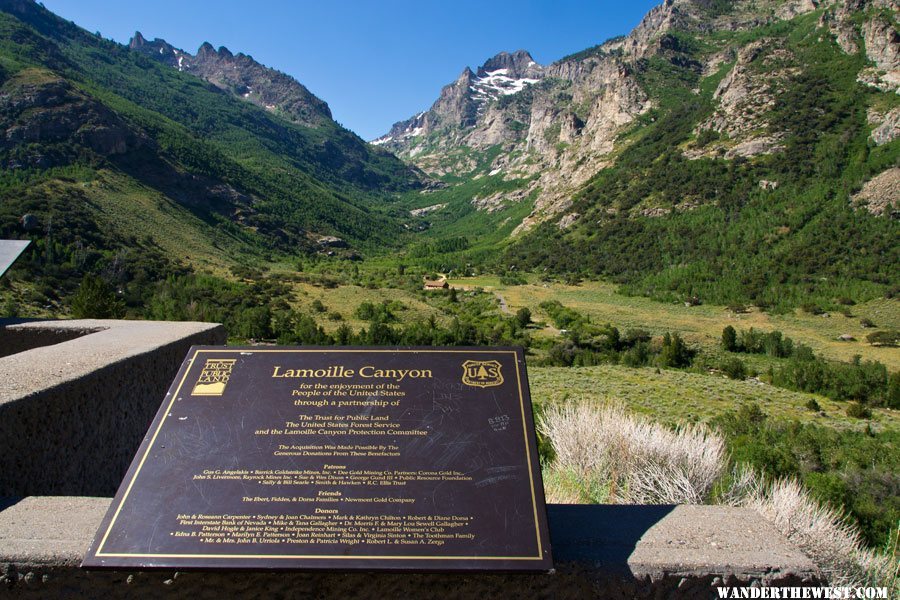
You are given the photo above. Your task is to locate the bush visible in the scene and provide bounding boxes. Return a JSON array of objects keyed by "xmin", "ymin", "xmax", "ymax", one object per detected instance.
[
  {"xmin": 722, "ymin": 325, "xmax": 737, "ymax": 352},
  {"xmin": 731, "ymin": 327, "xmax": 795, "ymax": 357},
  {"xmin": 846, "ymin": 402, "xmax": 872, "ymax": 419},
  {"xmin": 659, "ymin": 332, "xmax": 693, "ymax": 368},
  {"xmin": 515, "ymin": 307, "xmax": 532, "ymax": 328},
  {"xmin": 866, "ymin": 330, "xmax": 899, "ymax": 348},
  {"xmin": 355, "ymin": 300, "xmax": 397, "ymax": 322},
  {"xmin": 70, "ymin": 274, "xmax": 125, "ymax": 319},
  {"xmin": 721, "ymin": 357, "xmax": 747, "ymax": 380},
  {"xmin": 1, "ymin": 297, "xmax": 19, "ymax": 318},
  {"xmin": 773, "ymin": 355, "xmax": 891, "ymax": 406},
  {"xmin": 499, "ymin": 274, "xmax": 527, "ymax": 286},
  {"xmin": 622, "ymin": 342, "xmax": 651, "ymax": 367},
  {"xmin": 889, "ymin": 373, "xmax": 900, "ymax": 410},
  {"xmin": 725, "ymin": 466, "xmax": 897, "ymax": 589},
  {"xmin": 235, "ymin": 305, "xmax": 273, "ymax": 340},
  {"xmin": 538, "ymin": 403, "xmax": 725, "ymax": 504},
  {"xmin": 805, "ymin": 398, "xmax": 821, "ymax": 412},
  {"xmin": 801, "ymin": 302, "xmax": 825, "ymax": 315},
  {"xmin": 539, "ymin": 300, "xmax": 585, "ymax": 329}
]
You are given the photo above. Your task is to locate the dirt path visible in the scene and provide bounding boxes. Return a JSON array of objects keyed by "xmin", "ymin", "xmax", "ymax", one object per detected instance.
[{"xmin": 496, "ymin": 292, "xmax": 511, "ymax": 314}]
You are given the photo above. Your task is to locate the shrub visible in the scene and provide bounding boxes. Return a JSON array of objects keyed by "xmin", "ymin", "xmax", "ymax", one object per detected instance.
[
  {"xmin": 722, "ymin": 325, "xmax": 737, "ymax": 351},
  {"xmin": 1, "ymin": 297, "xmax": 19, "ymax": 318},
  {"xmin": 499, "ymin": 274, "xmax": 527, "ymax": 286},
  {"xmin": 805, "ymin": 398, "xmax": 821, "ymax": 412},
  {"xmin": 659, "ymin": 332, "xmax": 693, "ymax": 368},
  {"xmin": 236, "ymin": 305, "xmax": 273, "ymax": 340},
  {"xmin": 866, "ymin": 330, "xmax": 900, "ymax": 348},
  {"xmin": 538, "ymin": 403, "xmax": 725, "ymax": 504},
  {"xmin": 773, "ymin": 355, "xmax": 891, "ymax": 405},
  {"xmin": 801, "ymin": 302, "xmax": 825, "ymax": 315},
  {"xmin": 889, "ymin": 373, "xmax": 900, "ymax": 410},
  {"xmin": 721, "ymin": 357, "xmax": 747, "ymax": 380},
  {"xmin": 622, "ymin": 342, "xmax": 651, "ymax": 367},
  {"xmin": 724, "ymin": 466, "xmax": 898, "ymax": 589},
  {"xmin": 515, "ymin": 307, "xmax": 532, "ymax": 328},
  {"xmin": 623, "ymin": 329, "xmax": 652, "ymax": 345},
  {"xmin": 70, "ymin": 274, "xmax": 125, "ymax": 319},
  {"xmin": 846, "ymin": 402, "xmax": 872, "ymax": 419}
]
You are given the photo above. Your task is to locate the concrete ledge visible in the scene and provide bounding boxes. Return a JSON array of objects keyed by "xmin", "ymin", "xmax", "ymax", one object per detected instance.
[
  {"xmin": 0, "ymin": 498, "xmax": 822, "ymax": 598},
  {"xmin": 0, "ymin": 319, "xmax": 226, "ymax": 497}
]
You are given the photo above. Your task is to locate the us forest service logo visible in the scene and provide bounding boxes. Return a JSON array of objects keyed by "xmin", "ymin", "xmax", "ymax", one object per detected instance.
[
  {"xmin": 461, "ymin": 360, "xmax": 504, "ymax": 388},
  {"xmin": 191, "ymin": 358, "xmax": 237, "ymax": 396}
]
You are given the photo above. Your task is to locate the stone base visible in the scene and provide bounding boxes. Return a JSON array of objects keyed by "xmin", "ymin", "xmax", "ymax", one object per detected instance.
[{"xmin": 0, "ymin": 498, "xmax": 822, "ymax": 599}]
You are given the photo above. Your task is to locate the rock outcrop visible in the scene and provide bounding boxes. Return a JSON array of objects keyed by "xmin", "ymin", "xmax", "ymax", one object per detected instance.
[
  {"xmin": 860, "ymin": 16, "xmax": 900, "ymax": 91},
  {"xmin": 851, "ymin": 167, "xmax": 900, "ymax": 217},
  {"xmin": 869, "ymin": 106, "xmax": 900, "ymax": 145}
]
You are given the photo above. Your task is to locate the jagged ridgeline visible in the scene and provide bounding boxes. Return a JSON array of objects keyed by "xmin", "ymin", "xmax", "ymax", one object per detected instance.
[
  {"xmin": 388, "ymin": 0, "xmax": 899, "ymax": 309},
  {"xmin": 0, "ymin": 0, "xmax": 422, "ymax": 283}
]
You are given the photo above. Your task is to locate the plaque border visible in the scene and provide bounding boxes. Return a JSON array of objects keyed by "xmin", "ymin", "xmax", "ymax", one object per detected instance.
[{"xmin": 91, "ymin": 347, "xmax": 548, "ymax": 563}]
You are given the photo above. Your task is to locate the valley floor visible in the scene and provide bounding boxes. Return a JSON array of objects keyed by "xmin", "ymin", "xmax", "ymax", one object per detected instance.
[{"xmin": 447, "ymin": 276, "xmax": 900, "ymax": 371}]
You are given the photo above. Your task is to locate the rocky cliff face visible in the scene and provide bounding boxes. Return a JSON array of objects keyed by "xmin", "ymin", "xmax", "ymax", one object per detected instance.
[
  {"xmin": 0, "ymin": 69, "xmax": 145, "ymax": 168},
  {"xmin": 129, "ymin": 32, "xmax": 332, "ymax": 126},
  {"xmin": 379, "ymin": 0, "xmax": 899, "ymax": 233}
]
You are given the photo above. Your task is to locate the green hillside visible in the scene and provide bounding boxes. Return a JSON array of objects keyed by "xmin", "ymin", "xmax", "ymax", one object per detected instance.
[{"xmin": 0, "ymin": 0, "xmax": 421, "ymax": 311}]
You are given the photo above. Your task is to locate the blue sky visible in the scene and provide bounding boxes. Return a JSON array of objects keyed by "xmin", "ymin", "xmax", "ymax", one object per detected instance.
[{"xmin": 42, "ymin": 0, "xmax": 660, "ymax": 140}]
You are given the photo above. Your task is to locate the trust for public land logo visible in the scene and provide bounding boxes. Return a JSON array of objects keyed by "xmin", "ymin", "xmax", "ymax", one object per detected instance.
[
  {"xmin": 192, "ymin": 358, "xmax": 237, "ymax": 396},
  {"xmin": 461, "ymin": 360, "xmax": 504, "ymax": 388}
]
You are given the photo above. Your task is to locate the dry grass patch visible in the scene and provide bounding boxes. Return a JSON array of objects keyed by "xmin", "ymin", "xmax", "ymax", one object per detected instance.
[
  {"xmin": 529, "ymin": 364, "xmax": 900, "ymax": 431},
  {"xmin": 539, "ymin": 403, "xmax": 725, "ymax": 504}
]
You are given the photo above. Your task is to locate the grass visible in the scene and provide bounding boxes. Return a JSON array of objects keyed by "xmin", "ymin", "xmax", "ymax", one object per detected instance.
[
  {"xmin": 528, "ymin": 363, "xmax": 900, "ymax": 432},
  {"xmin": 83, "ymin": 170, "xmax": 259, "ymax": 274},
  {"xmin": 284, "ymin": 281, "xmax": 446, "ymax": 334},
  {"xmin": 448, "ymin": 276, "xmax": 900, "ymax": 370}
]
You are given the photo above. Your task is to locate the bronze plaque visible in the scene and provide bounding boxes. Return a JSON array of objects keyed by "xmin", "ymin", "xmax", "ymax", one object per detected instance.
[{"xmin": 82, "ymin": 347, "xmax": 552, "ymax": 571}]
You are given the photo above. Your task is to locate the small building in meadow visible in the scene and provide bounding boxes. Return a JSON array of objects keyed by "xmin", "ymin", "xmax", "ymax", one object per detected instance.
[{"xmin": 423, "ymin": 278, "xmax": 449, "ymax": 291}]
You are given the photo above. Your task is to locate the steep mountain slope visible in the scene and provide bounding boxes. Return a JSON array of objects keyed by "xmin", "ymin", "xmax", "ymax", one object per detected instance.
[
  {"xmin": 386, "ymin": 0, "xmax": 899, "ymax": 309},
  {"xmin": 0, "ymin": 0, "xmax": 423, "ymax": 309},
  {"xmin": 0, "ymin": 0, "xmax": 421, "ymax": 247}
]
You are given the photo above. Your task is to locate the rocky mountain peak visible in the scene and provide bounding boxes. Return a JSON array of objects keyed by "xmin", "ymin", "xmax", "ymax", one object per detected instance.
[
  {"xmin": 477, "ymin": 50, "xmax": 541, "ymax": 79},
  {"xmin": 456, "ymin": 67, "xmax": 476, "ymax": 86},
  {"xmin": 197, "ymin": 41, "xmax": 216, "ymax": 57},
  {"xmin": 129, "ymin": 31, "xmax": 146, "ymax": 49},
  {"xmin": 127, "ymin": 34, "xmax": 332, "ymax": 126},
  {"xmin": 128, "ymin": 32, "xmax": 180, "ymax": 68},
  {"xmin": 373, "ymin": 51, "xmax": 545, "ymax": 146}
]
